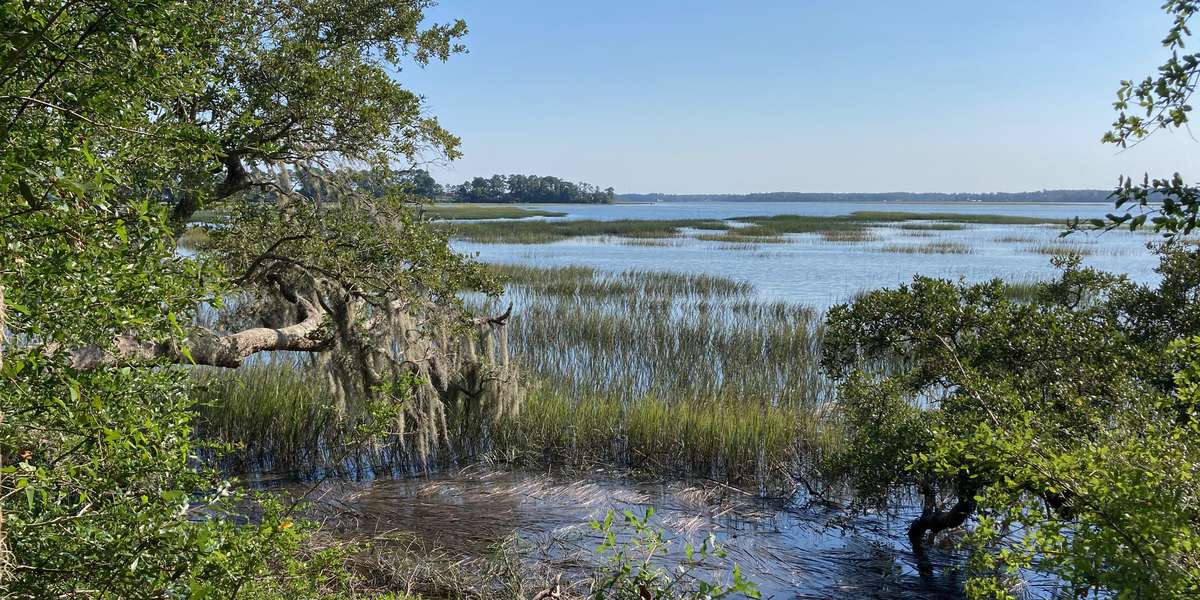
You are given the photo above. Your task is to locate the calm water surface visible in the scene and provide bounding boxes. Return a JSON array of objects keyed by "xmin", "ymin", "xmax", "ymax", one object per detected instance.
[{"xmin": 453, "ymin": 201, "xmax": 1161, "ymax": 309}]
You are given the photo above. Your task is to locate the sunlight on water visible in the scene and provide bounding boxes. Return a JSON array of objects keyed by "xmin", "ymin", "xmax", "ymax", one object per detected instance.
[{"xmin": 453, "ymin": 202, "xmax": 1160, "ymax": 310}]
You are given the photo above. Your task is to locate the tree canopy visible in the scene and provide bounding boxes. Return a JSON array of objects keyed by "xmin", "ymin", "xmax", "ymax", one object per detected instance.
[
  {"xmin": 449, "ymin": 173, "xmax": 615, "ymax": 204},
  {"xmin": 1, "ymin": 1, "xmax": 515, "ymax": 597},
  {"xmin": 820, "ymin": 3, "xmax": 1200, "ymax": 596}
]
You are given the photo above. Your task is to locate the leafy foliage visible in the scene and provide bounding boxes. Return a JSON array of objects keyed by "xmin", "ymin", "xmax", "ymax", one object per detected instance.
[
  {"xmin": 450, "ymin": 173, "xmax": 615, "ymax": 204},
  {"xmin": 822, "ymin": 250, "xmax": 1200, "ymax": 598},
  {"xmin": 1, "ymin": 0, "xmax": 488, "ymax": 597},
  {"xmin": 588, "ymin": 508, "xmax": 760, "ymax": 600},
  {"xmin": 1094, "ymin": 0, "xmax": 1200, "ymax": 236}
]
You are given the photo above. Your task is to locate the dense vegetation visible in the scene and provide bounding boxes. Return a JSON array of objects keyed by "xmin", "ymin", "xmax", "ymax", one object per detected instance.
[
  {"xmin": 816, "ymin": 2, "xmax": 1200, "ymax": 596},
  {"xmin": 6, "ymin": 0, "xmax": 1200, "ymax": 598},
  {"xmin": 618, "ymin": 189, "xmax": 1112, "ymax": 203},
  {"xmin": 449, "ymin": 174, "xmax": 615, "ymax": 203},
  {"xmin": 0, "ymin": 1, "xmax": 513, "ymax": 598}
]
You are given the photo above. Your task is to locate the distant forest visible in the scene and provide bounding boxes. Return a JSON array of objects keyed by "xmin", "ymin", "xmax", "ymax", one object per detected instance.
[
  {"xmin": 616, "ymin": 190, "xmax": 1114, "ymax": 203},
  {"xmin": 449, "ymin": 174, "xmax": 614, "ymax": 204}
]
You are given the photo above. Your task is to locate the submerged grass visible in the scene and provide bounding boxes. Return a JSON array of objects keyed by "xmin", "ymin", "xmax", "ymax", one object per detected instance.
[
  {"xmin": 694, "ymin": 231, "xmax": 788, "ymax": 244},
  {"xmin": 994, "ymin": 234, "xmax": 1040, "ymax": 244},
  {"xmin": 819, "ymin": 229, "xmax": 877, "ymax": 243},
  {"xmin": 896, "ymin": 222, "xmax": 967, "ymax": 231},
  {"xmin": 878, "ymin": 241, "xmax": 973, "ymax": 254},
  {"xmin": 1025, "ymin": 243, "xmax": 1096, "ymax": 257},
  {"xmin": 421, "ymin": 204, "xmax": 568, "ymax": 220}
]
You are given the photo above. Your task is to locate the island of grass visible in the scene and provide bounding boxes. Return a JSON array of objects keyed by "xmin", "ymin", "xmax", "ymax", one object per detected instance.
[
  {"xmin": 440, "ymin": 210, "xmax": 1067, "ymax": 244},
  {"xmin": 420, "ymin": 204, "xmax": 568, "ymax": 220}
]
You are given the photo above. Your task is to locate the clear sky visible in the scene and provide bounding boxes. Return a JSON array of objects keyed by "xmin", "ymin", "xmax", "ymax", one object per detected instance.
[{"xmin": 401, "ymin": 1, "xmax": 1196, "ymax": 194}]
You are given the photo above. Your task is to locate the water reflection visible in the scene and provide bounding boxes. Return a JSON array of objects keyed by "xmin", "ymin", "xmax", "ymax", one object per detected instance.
[
  {"xmin": 274, "ymin": 468, "xmax": 970, "ymax": 599},
  {"xmin": 451, "ymin": 201, "xmax": 1162, "ymax": 310}
]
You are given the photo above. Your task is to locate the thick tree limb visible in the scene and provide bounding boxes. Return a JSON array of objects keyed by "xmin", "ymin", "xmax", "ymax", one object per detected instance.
[
  {"xmin": 908, "ymin": 497, "xmax": 975, "ymax": 552},
  {"xmin": 68, "ymin": 296, "xmax": 330, "ymax": 370}
]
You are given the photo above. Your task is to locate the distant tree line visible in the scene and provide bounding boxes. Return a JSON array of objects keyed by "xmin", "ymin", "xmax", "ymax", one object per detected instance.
[
  {"xmin": 617, "ymin": 190, "xmax": 1115, "ymax": 203},
  {"xmin": 297, "ymin": 168, "xmax": 442, "ymax": 199},
  {"xmin": 449, "ymin": 174, "xmax": 614, "ymax": 203}
]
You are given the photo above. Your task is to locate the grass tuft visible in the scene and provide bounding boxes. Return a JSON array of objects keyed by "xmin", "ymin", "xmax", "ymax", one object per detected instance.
[
  {"xmin": 879, "ymin": 241, "xmax": 973, "ymax": 254},
  {"xmin": 1025, "ymin": 243, "xmax": 1095, "ymax": 257}
]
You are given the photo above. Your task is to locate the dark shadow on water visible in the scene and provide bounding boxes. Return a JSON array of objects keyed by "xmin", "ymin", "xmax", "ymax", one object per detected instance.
[{"xmin": 261, "ymin": 467, "xmax": 969, "ymax": 599}]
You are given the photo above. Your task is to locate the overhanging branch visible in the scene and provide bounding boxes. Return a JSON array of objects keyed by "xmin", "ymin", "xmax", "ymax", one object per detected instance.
[{"xmin": 69, "ymin": 296, "xmax": 330, "ymax": 370}]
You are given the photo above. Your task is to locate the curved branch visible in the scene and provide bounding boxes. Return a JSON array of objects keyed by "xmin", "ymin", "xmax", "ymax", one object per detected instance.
[
  {"xmin": 474, "ymin": 302, "xmax": 513, "ymax": 326},
  {"xmin": 69, "ymin": 296, "xmax": 330, "ymax": 370}
]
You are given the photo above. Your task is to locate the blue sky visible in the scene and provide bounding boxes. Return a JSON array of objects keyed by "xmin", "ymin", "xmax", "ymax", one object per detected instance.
[{"xmin": 401, "ymin": 1, "xmax": 1195, "ymax": 194}]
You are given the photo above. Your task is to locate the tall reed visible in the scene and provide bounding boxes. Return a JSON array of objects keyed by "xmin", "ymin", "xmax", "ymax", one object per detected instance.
[{"xmin": 195, "ymin": 264, "xmax": 843, "ymax": 490}]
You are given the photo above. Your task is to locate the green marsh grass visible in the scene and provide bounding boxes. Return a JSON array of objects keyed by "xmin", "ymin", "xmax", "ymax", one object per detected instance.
[
  {"xmin": 477, "ymin": 265, "xmax": 840, "ymax": 490},
  {"xmin": 1025, "ymin": 243, "xmax": 1096, "ymax": 257},
  {"xmin": 492, "ymin": 387, "xmax": 839, "ymax": 487},
  {"xmin": 197, "ymin": 265, "xmax": 843, "ymax": 489},
  {"xmin": 819, "ymin": 229, "xmax": 877, "ymax": 243},
  {"xmin": 440, "ymin": 218, "xmax": 731, "ymax": 244},
  {"xmin": 442, "ymin": 211, "xmax": 1063, "ymax": 244},
  {"xmin": 193, "ymin": 363, "xmax": 341, "ymax": 471},
  {"xmin": 844, "ymin": 211, "xmax": 1064, "ymax": 225},
  {"xmin": 421, "ymin": 204, "xmax": 567, "ymax": 220},
  {"xmin": 896, "ymin": 222, "xmax": 966, "ymax": 231},
  {"xmin": 1000, "ymin": 278, "xmax": 1050, "ymax": 302}
]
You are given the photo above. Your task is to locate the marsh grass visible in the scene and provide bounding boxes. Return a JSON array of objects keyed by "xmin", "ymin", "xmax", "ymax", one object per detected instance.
[
  {"xmin": 193, "ymin": 362, "xmax": 466, "ymax": 475},
  {"xmin": 1000, "ymin": 278, "xmax": 1050, "ymax": 302},
  {"xmin": 896, "ymin": 222, "xmax": 967, "ymax": 231},
  {"xmin": 441, "ymin": 218, "xmax": 732, "ymax": 244},
  {"xmin": 492, "ymin": 387, "xmax": 840, "ymax": 487},
  {"xmin": 819, "ymin": 229, "xmax": 877, "ymax": 243},
  {"xmin": 490, "ymin": 267, "xmax": 829, "ymax": 408},
  {"xmin": 443, "ymin": 211, "xmax": 1063, "ymax": 244},
  {"xmin": 1025, "ymin": 243, "xmax": 1096, "ymax": 257},
  {"xmin": 620, "ymin": 237, "xmax": 685, "ymax": 247},
  {"xmin": 475, "ymin": 265, "xmax": 841, "ymax": 489},
  {"xmin": 994, "ymin": 234, "xmax": 1039, "ymax": 244},
  {"xmin": 493, "ymin": 264, "xmax": 753, "ymax": 298},
  {"xmin": 694, "ymin": 231, "xmax": 788, "ymax": 244},
  {"xmin": 878, "ymin": 241, "xmax": 973, "ymax": 254},
  {"xmin": 196, "ymin": 265, "xmax": 840, "ymax": 489},
  {"xmin": 421, "ymin": 204, "xmax": 568, "ymax": 220},
  {"xmin": 193, "ymin": 363, "xmax": 340, "ymax": 471}
]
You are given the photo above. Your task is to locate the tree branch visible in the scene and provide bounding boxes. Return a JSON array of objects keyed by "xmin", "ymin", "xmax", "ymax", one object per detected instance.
[{"xmin": 68, "ymin": 296, "xmax": 330, "ymax": 370}]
